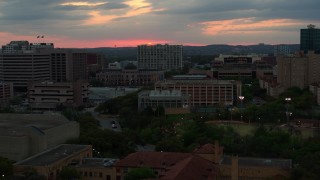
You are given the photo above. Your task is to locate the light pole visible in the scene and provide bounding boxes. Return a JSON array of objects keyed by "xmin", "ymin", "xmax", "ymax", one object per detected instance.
[
  {"xmin": 239, "ymin": 96, "xmax": 244, "ymax": 122},
  {"xmin": 285, "ymin": 97, "xmax": 291, "ymax": 126}
]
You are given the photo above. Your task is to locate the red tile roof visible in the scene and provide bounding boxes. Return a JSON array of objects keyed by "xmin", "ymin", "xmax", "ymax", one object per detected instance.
[
  {"xmin": 159, "ymin": 155, "xmax": 219, "ymax": 180},
  {"xmin": 115, "ymin": 152, "xmax": 191, "ymax": 169},
  {"xmin": 193, "ymin": 144, "xmax": 215, "ymax": 154},
  {"xmin": 115, "ymin": 151, "xmax": 220, "ymax": 180}
]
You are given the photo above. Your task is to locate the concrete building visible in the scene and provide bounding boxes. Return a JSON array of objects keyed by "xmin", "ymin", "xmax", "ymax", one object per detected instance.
[
  {"xmin": 138, "ymin": 90, "xmax": 190, "ymax": 112},
  {"xmin": 155, "ymin": 79, "xmax": 242, "ymax": 107},
  {"xmin": 1, "ymin": 41, "xmax": 30, "ymax": 53},
  {"xmin": 0, "ymin": 82, "xmax": 13, "ymax": 104},
  {"xmin": 212, "ymin": 54, "xmax": 273, "ymax": 80},
  {"xmin": 28, "ymin": 80, "xmax": 89, "ymax": 109},
  {"xmin": 262, "ymin": 51, "xmax": 320, "ymax": 97},
  {"xmin": 49, "ymin": 49, "xmax": 88, "ymax": 82},
  {"xmin": 96, "ymin": 69, "xmax": 164, "ymax": 87},
  {"xmin": 300, "ymin": 24, "xmax": 320, "ymax": 53},
  {"xmin": 0, "ymin": 113, "xmax": 80, "ymax": 161},
  {"xmin": 2, "ymin": 41, "xmax": 54, "ymax": 54},
  {"xmin": 0, "ymin": 53, "xmax": 51, "ymax": 89},
  {"xmin": 14, "ymin": 144, "xmax": 92, "ymax": 180},
  {"xmin": 137, "ymin": 44, "xmax": 183, "ymax": 71}
]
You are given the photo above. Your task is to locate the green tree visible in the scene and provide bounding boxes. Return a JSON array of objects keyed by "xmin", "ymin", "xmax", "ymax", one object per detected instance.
[
  {"xmin": 124, "ymin": 167, "xmax": 156, "ymax": 180},
  {"xmin": 0, "ymin": 156, "xmax": 13, "ymax": 177}
]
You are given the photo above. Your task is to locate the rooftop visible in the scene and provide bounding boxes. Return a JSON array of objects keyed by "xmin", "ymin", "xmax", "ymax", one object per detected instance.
[
  {"xmin": 79, "ymin": 158, "xmax": 118, "ymax": 168},
  {"xmin": 0, "ymin": 113, "xmax": 73, "ymax": 136},
  {"xmin": 15, "ymin": 144, "xmax": 91, "ymax": 166},
  {"xmin": 156, "ymin": 79, "xmax": 236, "ymax": 85}
]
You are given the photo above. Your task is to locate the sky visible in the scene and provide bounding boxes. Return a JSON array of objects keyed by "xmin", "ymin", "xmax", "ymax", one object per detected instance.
[{"xmin": 0, "ymin": 0, "xmax": 320, "ymax": 48}]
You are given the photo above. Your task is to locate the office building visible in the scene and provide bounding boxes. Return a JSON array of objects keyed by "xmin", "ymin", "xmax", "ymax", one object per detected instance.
[
  {"xmin": 96, "ymin": 69, "xmax": 164, "ymax": 87},
  {"xmin": 138, "ymin": 90, "xmax": 190, "ymax": 111},
  {"xmin": 260, "ymin": 51, "xmax": 320, "ymax": 97},
  {"xmin": 212, "ymin": 54, "xmax": 273, "ymax": 79},
  {"xmin": 28, "ymin": 80, "xmax": 89, "ymax": 109},
  {"xmin": 0, "ymin": 53, "xmax": 51, "ymax": 89},
  {"xmin": 155, "ymin": 79, "xmax": 242, "ymax": 107},
  {"xmin": 0, "ymin": 113, "xmax": 80, "ymax": 161},
  {"xmin": 300, "ymin": 24, "xmax": 320, "ymax": 53},
  {"xmin": 137, "ymin": 44, "xmax": 183, "ymax": 71},
  {"xmin": 49, "ymin": 49, "xmax": 88, "ymax": 82},
  {"xmin": 1, "ymin": 41, "xmax": 30, "ymax": 53}
]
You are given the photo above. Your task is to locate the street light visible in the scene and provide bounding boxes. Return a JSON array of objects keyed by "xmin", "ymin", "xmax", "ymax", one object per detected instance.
[
  {"xmin": 239, "ymin": 96, "xmax": 244, "ymax": 122},
  {"xmin": 285, "ymin": 97, "xmax": 291, "ymax": 126}
]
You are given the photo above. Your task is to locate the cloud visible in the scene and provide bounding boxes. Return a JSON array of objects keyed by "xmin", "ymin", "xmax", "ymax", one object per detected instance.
[{"xmin": 0, "ymin": 0, "xmax": 320, "ymax": 47}]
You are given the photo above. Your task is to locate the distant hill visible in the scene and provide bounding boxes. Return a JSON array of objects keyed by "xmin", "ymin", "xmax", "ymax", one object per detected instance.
[{"xmin": 87, "ymin": 44, "xmax": 300, "ymax": 58}]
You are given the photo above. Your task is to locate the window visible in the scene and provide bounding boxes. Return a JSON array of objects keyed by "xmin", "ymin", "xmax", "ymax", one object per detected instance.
[{"xmin": 106, "ymin": 175, "xmax": 111, "ymax": 180}]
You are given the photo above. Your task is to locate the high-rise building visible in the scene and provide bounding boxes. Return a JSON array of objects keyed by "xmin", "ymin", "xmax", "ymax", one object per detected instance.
[
  {"xmin": 137, "ymin": 44, "xmax": 183, "ymax": 71},
  {"xmin": 49, "ymin": 49, "xmax": 88, "ymax": 82},
  {"xmin": 0, "ymin": 53, "xmax": 51, "ymax": 89},
  {"xmin": 300, "ymin": 24, "xmax": 320, "ymax": 53},
  {"xmin": 274, "ymin": 44, "xmax": 292, "ymax": 56}
]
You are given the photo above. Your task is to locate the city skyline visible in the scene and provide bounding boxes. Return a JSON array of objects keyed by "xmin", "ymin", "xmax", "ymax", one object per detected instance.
[{"xmin": 0, "ymin": 0, "xmax": 320, "ymax": 48}]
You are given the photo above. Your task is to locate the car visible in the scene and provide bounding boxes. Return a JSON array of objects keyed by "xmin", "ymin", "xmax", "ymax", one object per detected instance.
[{"xmin": 112, "ymin": 124, "xmax": 117, "ymax": 128}]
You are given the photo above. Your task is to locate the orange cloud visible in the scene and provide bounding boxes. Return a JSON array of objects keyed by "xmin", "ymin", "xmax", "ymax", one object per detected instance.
[
  {"xmin": 83, "ymin": 0, "xmax": 157, "ymax": 25},
  {"xmin": 200, "ymin": 18, "xmax": 304, "ymax": 35}
]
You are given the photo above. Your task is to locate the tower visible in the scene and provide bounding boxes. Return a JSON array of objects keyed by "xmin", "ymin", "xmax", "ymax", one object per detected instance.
[{"xmin": 300, "ymin": 24, "xmax": 320, "ymax": 53}]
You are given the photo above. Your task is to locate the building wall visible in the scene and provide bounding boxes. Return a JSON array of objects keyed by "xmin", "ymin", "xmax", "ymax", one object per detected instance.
[
  {"xmin": 28, "ymin": 81, "xmax": 89, "ymax": 107},
  {"xmin": 96, "ymin": 69, "xmax": 164, "ymax": 87},
  {"xmin": 155, "ymin": 80, "xmax": 240, "ymax": 107},
  {"xmin": 44, "ymin": 122, "xmax": 80, "ymax": 149},
  {"xmin": 137, "ymin": 44, "xmax": 182, "ymax": 71},
  {"xmin": 0, "ymin": 136, "xmax": 29, "ymax": 161},
  {"xmin": 276, "ymin": 55, "xmax": 307, "ymax": 90},
  {"xmin": 0, "ymin": 53, "xmax": 51, "ymax": 88},
  {"xmin": 0, "ymin": 82, "xmax": 13, "ymax": 104},
  {"xmin": 77, "ymin": 166, "xmax": 117, "ymax": 180}
]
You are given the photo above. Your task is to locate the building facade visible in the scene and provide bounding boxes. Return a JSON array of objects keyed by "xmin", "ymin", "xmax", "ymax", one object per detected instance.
[
  {"xmin": 0, "ymin": 82, "xmax": 13, "ymax": 104},
  {"xmin": 96, "ymin": 69, "xmax": 164, "ymax": 87},
  {"xmin": 49, "ymin": 49, "xmax": 88, "ymax": 82},
  {"xmin": 155, "ymin": 79, "xmax": 241, "ymax": 107},
  {"xmin": 138, "ymin": 90, "xmax": 190, "ymax": 110},
  {"xmin": 28, "ymin": 80, "xmax": 89, "ymax": 108},
  {"xmin": 300, "ymin": 24, "xmax": 320, "ymax": 53},
  {"xmin": 0, "ymin": 53, "xmax": 51, "ymax": 89},
  {"xmin": 137, "ymin": 44, "xmax": 183, "ymax": 71}
]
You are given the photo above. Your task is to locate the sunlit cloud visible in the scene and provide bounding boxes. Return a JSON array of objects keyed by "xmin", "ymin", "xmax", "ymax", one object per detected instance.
[
  {"xmin": 83, "ymin": 0, "xmax": 157, "ymax": 25},
  {"xmin": 200, "ymin": 18, "xmax": 305, "ymax": 35}
]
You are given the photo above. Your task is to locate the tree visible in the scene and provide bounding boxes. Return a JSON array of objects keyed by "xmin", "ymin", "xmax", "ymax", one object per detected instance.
[
  {"xmin": 59, "ymin": 166, "xmax": 80, "ymax": 180},
  {"xmin": 0, "ymin": 156, "xmax": 12, "ymax": 177},
  {"xmin": 124, "ymin": 167, "xmax": 156, "ymax": 180}
]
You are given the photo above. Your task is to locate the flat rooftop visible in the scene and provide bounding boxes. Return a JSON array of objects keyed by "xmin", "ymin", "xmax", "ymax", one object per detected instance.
[
  {"xmin": 0, "ymin": 113, "xmax": 72, "ymax": 136},
  {"xmin": 221, "ymin": 155, "xmax": 292, "ymax": 169},
  {"xmin": 79, "ymin": 158, "xmax": 118, "ymax": 168},
  {"xmin": 15, "ymin": 144, "xmax": 91, "ymax": 166}
]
